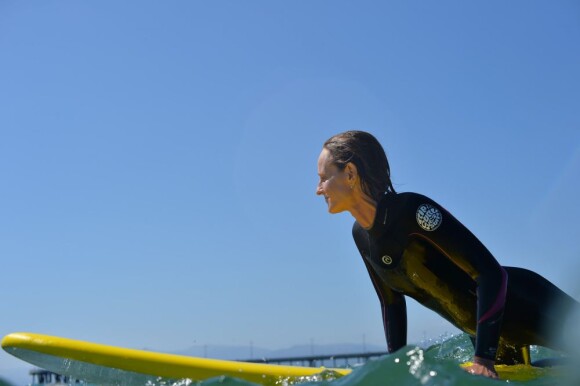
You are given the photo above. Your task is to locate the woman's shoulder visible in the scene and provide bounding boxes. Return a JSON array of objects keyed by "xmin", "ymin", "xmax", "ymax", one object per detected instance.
[
  {"xmin": 388, "ymin": 191, "xmax": 438, "ymax": 207},
  {"xmin": 386, "ymin": 192, "xmax": 449, "ymax": 224}
]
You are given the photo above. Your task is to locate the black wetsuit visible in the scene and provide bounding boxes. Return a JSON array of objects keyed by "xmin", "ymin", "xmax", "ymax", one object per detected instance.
[{"xmin": 353, "ymin": 192, "xmax": 578, "ymax": 364}]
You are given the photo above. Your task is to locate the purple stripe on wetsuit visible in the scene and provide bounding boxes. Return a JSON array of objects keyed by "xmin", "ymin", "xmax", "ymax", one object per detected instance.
[
  {"xmin": 409, "ymin": 232, "xmax": 509, "ymax": 324},
  {"xmin": 478, "ymin": 267, "xmax": 508, "ymax": 323}
]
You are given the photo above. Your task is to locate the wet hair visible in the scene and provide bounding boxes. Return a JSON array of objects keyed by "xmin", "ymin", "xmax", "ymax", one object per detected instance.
[{"xmin": 323, "ymin": 130, "xmax": 395, "ymax": 202}]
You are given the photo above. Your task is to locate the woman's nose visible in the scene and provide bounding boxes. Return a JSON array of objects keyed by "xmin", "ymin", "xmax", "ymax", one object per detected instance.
[{"xmin": 316, "ymin": 183, "xmax": 324, "ymax": 195}]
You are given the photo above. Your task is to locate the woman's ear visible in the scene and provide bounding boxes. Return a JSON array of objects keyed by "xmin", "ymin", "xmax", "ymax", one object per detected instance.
[{"xmin": 344, "ymin": 162, "xmax": 358, "ymax": 187}]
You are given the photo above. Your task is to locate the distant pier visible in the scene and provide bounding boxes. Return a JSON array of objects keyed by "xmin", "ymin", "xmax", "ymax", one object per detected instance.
[
  {"xmin": 29, "ymin": 369, "xmax": 89, "ymax": 386},
  {"xmin": 241, "ymin": 351, "xmax": 388, "ymax": 368}
]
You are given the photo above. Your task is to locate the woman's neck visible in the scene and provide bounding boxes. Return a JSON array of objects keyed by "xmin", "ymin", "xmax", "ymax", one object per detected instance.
[{"xmin": 349, "ymin": 194, "xmax": 377, "ymax": 229}]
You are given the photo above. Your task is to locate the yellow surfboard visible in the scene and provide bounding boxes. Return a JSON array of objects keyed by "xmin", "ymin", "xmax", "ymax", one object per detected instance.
[{"xmin": 2, "ymin": 333, "xmax": 350, "ymax": 385}]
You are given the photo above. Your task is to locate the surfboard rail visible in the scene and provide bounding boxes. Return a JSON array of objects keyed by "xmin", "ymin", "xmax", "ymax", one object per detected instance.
[{"xmin": 2, "ymin": 332, "xmax": 351, "ymax": 384}]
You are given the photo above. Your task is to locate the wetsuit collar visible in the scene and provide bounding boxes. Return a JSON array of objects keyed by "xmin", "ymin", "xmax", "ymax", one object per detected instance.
[{"xmin": 366, "ymin": 191, "xmax": 394, "ymax": 236}]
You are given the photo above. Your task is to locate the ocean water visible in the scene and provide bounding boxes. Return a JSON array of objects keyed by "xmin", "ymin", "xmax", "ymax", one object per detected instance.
[{"xmin": 188, "ymin": 334, "xmax": 579, "ymax": 386}]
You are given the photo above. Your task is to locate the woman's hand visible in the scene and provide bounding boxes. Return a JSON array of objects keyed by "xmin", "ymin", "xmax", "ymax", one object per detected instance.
[{"xmin": 463, "ymin": 356, "xmax": 499, "ymax": 379}]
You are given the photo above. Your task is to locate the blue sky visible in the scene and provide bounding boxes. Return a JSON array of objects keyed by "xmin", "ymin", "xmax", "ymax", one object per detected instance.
[{"xmin": 1, "ymin": 1, "xmax": 579, "ymax": 384}]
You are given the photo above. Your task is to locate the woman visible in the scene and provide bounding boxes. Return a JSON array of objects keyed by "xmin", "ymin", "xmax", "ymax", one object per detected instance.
[{"xmin": 316, "ymin": 130, "xmax": 577, "ymax": 379}]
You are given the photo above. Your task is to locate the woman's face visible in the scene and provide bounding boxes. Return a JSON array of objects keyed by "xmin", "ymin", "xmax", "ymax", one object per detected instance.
[{"xmin": 316, "ymin": 148, "xmax": 353, "ymax": 213}]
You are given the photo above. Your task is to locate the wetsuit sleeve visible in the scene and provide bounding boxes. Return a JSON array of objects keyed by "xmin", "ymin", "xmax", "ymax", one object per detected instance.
[
  {"xmin": 362, "ymin": 258, "xmax": 408, "ymax": 353},
  {"xmin": 409, "ymin": 198, "xmax": 507, "ymax": 361},
  {"xmin": 353, "ymin": 223, "xmax": 407, "ymax": 353}
]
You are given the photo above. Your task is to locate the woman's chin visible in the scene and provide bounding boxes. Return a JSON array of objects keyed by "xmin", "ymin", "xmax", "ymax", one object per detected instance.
[{"xmin": 327, "ymin": 205, "xmax": 344, "ymax": 214}]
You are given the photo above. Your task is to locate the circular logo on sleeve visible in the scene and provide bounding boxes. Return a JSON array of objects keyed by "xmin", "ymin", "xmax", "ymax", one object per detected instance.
[
  {"xmin": 381, "ymin": 255, "xmax": 393, "ymax": 265},
  {"xmin": 416, "ymin": 204, "xmax": 443, "ymax": 231}
]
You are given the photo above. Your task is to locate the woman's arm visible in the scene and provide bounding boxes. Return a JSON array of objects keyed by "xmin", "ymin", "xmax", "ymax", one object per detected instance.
[
  {"xmin": 353, "ymin": 223, "xmax": 407, "ymax": 353},
  {"xmin": 407, "ymin": 195, "xmax": 507, "ymax": 365},
  {"xmin": 363, "ymin": 258, "xmax": 408, "ymax": 353}
]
